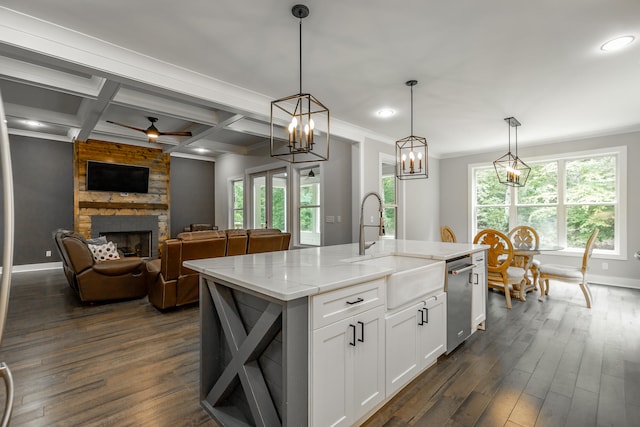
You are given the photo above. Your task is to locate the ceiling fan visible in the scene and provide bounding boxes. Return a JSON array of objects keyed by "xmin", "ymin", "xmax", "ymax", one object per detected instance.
[{"xmin": 106, "ymin": 116, "xmax": 192, "ymax": 142}]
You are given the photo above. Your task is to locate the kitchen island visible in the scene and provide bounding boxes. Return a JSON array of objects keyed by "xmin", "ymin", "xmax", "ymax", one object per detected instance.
[{"xmin": 185, "ymin": 239, "xmax": 487, "ymax": 427}]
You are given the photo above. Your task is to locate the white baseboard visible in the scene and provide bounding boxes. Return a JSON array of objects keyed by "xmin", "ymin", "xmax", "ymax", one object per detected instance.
[
  {"xmin": 0, "ymin": 262, "xmax": 62, "ymax": 274},
  {"xmin": 588, "ymin": 274, "xmax": 640, "ymax": 290}
]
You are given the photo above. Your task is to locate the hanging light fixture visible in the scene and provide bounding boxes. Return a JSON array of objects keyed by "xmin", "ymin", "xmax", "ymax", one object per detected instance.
[
  {"xmin": 493, "ymin": 117, "xmax": 531, "ymax": 187},
  {"xmin": 270, "ymin": 4, "xmax": 330, "ymax": 164},
  {"xmin": 396, "ymin": 80, "xmax": 428, "ymax": 180}
]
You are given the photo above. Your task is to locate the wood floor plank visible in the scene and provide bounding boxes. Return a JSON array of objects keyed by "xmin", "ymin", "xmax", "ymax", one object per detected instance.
[
  {"xmin": 507, "ymin": 392, "xmax": 544, "ymax": 427},
  {"xmin": 534, "ymin": 390, "xmax": 570, "ymax": 427},
  {"xmin": 565, "ymin": 387, "xmax": 598, "ymax": 427},
  {"xmin": 596, "ymin": 374, "xmax": 627, "ymax": 427}
]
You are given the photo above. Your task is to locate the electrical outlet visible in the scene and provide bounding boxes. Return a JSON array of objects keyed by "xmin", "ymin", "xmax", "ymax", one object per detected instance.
[
  {"xmin": 45, "ymin": 250, "xmax": 52, "ymax": 257},
  {"xmin": 602, "ymin": 262, "xmax": 608, "ymax": 270}
]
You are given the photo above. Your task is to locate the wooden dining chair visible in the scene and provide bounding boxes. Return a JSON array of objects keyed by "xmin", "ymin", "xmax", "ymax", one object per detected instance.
[
  {"xmin": 473, "ymin": 229, "xmax": 528, "ymax": 309},
  {"xmin": 440, "ymin": 225, "xmax": 457, "ymax": 243},
  {"xmin": 538, "ymin": 228, "xmax": 599, "ymax": 308},
  {"xmin": 508, "ymin": 225, "xmax": 540, "ymax": 291}
]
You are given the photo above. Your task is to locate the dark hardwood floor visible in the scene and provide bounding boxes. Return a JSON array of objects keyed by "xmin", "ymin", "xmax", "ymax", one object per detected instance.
[{"xmin": 0, "ymin": 269, "xmax": 638, "ymax": 426}]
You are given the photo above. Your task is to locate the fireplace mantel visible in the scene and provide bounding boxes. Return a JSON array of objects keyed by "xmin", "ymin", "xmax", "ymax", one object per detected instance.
[{"xmin": 79, "ymin": 202, "xmax": 169, "ymax": 210}]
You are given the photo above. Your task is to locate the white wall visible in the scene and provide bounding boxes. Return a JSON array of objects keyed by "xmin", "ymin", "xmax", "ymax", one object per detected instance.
[
  {"xmin": 356, "ymin": 136, "xmax": 441, "ymax": 243},
  {"xmin": 440, "ymin": 131, "xmax": 640, "ymax": 288},
  {"xmin": 400, "ymin": 157, "xmax": 440, "ymax": 242}
]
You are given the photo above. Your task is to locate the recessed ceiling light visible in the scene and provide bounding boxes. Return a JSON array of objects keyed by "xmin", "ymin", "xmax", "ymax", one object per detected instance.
[
  {"xmin": 25, "ymin": 120, "xmax": 42, "ymax": 127},
  {"xmin": 194, "ymin": 147, "xmax": 209, "ymax": 154},
  {"xmin": 376, "ymin": 109, "xmax": 395, "ymax": 118},
  {"xmin": 600, "ymin": 35, "xmax": 635, "ymax": 51}
]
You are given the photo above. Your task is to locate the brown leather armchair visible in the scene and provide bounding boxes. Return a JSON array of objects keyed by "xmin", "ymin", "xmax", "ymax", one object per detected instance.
[
  {"xmin": 53, "ymin": 230, "xmax": 147, "ymax": 302},
  {"xmin": 146, "ymin": 230, "xmax": 227, "ymax": 310}
]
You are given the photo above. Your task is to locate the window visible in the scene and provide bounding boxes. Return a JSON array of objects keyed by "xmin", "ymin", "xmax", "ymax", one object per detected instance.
[
  {"xmin": 471, "ymin": 147, "xmax": 625, "ymax": 257},
  {"xmin": 250, "ymin": 168, "xmax": 288, "ymax": 230},
  {"xmin": 230, "ymin": 178, "xmax": 244, "ymax": 229},
  {"xmin": 381, "ymin": 159, "xmax": 397, "ymax": 238},
  {"xmin": 298, "ymin": 166, "xmax": 321, "ymax": 246}
]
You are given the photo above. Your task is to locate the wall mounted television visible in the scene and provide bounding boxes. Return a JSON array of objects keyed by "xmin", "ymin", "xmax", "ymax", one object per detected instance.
[{"xmin": 86, "ymin": 161, "xmax": 150, "ymax": 194}]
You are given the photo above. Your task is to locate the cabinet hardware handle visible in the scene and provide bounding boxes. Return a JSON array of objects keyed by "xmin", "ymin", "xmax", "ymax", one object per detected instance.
[
  {"xmin": 424, "ymin": 308, "xmax": 429, "ymax": 324},
  {"xmin": 349, "ymin": 324, "xmax": 356, "ymax": 346},
  {"xmin": 473, "ymin": 272, "xmax": 479, "ymax": 285},
  {"xmin": 418, "ymin": 308, "xmax": 426, "ymax": 325},
  {"xmin": 358, "ymin": 321, "xmax": 364, "ymax": 342},
  {"xmin": 346, "ymin": 297, "xmax": 364, "ymax": 305}
]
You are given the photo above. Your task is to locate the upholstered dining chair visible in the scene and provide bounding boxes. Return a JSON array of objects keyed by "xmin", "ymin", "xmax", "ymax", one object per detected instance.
[
  {"xmin": 508, "ymin": 225, "xmax": 541, "ymax": 291},
  {"xmin": 538, "ymin": 228, "xmax": 599, "ymax": 308},
  {"xmin": 440, "ymin": 225, "xmax": 457, "ymax": 243},
  {"xmin": 473, "ymin": 229, "xmax": 528, "ymax": 309}
]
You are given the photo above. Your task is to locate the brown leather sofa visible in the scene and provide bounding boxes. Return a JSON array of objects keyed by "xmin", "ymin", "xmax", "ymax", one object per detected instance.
[
  {"xmin": 146, "ymin": 230, "xmax": 227, "ymax": 310},
  {"xmin": 146, "ymin": 228, "xmax": 290, "ymax": 310},
  {"xmin": 53, "ymin": 230, "xmax": 147, "ymax": 302},
  {"xmin": 246, "ymin": 228, "xmax": 291, "ymax": 253}
]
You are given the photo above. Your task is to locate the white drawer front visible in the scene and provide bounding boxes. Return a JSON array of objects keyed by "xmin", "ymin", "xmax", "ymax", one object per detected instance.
[{"xmin": 311, "ymin": 279, "xmax": 385, "ymax": 329}]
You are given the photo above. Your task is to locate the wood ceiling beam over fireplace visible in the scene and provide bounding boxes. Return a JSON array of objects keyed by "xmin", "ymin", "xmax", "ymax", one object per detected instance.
[{"xmin": 74, "ymin": 139, "xmax": 171, "ymax": 250}]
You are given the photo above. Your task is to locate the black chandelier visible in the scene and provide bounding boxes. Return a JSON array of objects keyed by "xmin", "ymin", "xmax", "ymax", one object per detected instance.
[
  {"xmin": 493, "ymin": 117, "xmax": 530, "ymax": 187},
  {"xmin": 270, "ymin": 4, "xmax": 330, "ymax": 164},
  {"xmin": 396, "ymin": 80, "xmax": 428, "ymax": 180}
]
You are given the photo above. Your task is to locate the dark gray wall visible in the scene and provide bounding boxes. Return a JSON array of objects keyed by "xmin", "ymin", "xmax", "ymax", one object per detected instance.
[
  {"xmin": 170, "ymin": 156, "xmax": 215, "ymax": 237},
  {"xmin": 0, "ymin": 136, "xmax": 216, "ymax": 265},
  {"xmin": 0, "ymin": 135, "xmax": 73, "ymax": 265}
]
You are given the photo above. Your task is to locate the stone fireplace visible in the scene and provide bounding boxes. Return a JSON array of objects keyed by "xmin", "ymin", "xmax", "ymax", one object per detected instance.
[
  {"xmin": 74, "ymin": 140, "xmax": 171, "ymax": 256},
  {"xmin": 91, "ymin": 215, "xmax": 160, "ymax": 258}
]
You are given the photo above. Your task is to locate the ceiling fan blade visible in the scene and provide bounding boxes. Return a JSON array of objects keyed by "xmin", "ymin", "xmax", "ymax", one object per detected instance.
[
  {"xmin": 106, "ymin": 120, "xmax": 146, "ymax": 133},
  {"xmin": 158, "ymin": 131, "xmax": 193, "ymax": 137}
]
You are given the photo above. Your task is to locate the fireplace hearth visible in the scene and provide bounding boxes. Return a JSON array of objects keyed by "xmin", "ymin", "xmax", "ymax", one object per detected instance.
[
  {"xmin": 91, "ymin": 215, "xmax": 159, "ymax": 258},
  {"xmin": 100, "ymin": 230, "xmax": 151, "ymax": 258}
]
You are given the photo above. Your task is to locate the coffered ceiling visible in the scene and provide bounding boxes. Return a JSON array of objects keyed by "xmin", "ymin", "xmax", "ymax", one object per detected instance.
[{"xmin": 0, "ymin": 1, "xmax": 639, "ymax": 159}]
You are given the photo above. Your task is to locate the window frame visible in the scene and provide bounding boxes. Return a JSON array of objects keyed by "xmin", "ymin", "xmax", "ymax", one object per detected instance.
[
  {"xmin": 380, "ymin": 153, "xmax": 397, "ymax": 240},
  {"xmin": 228, "ymin": 176, "xmax": 245, "ymax": 229},
  {"xmin": 469, "ymin": 146, "xmax": 627, "ymax": 260},
  {"xmin": 295, "ymin": 164, "xmax": 322, "ymax": 247}
]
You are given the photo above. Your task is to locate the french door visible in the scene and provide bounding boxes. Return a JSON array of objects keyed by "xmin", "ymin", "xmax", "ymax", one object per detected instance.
[{"xmin": 250, "ymin": 168, "xmax": 288, "ymax": 231}]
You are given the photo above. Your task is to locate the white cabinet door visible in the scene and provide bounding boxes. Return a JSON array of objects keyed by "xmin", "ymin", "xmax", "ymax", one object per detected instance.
[
  {"xmin": 385, "ymin": 292, "xmax": 446, "ymax": 397},
  {"xmin": 385, "ymin": 302, "xmax": 421, "ymax": 395},
  {"xmin": 352, "ymin": 305, "xmax": 385, "ymax": 421},
  {"xmin": 471, "ymin": 252, "xmax": 487, "ymax": 332},
  {"xmin": 311, "ymin": 305, "xmax": 385, "ymax": 427},
  {"xmin": 418, "ymin": 293, "xmax": 446, "ymax": 369},
  {"xmin": 312, "ymin": 316, "xmax": 352, "ymax": 427}
]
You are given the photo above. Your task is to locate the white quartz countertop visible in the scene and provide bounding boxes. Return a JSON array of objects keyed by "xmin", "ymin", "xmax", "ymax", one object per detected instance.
[{"xmin": 184, "ymin": 239, "xmax": 486, "ymax": 301}]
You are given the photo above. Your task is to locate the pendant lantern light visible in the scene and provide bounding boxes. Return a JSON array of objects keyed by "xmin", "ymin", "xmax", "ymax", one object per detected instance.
[
  {"xmin": 396, "ymin": 80, "xmax": 428, "ymax": 180},
  {"xmin": 270, "ymin": 4, "xmax": 330, "ymax": 163},
  {"xmin": 493, "ymin": 117, "xmax": 531, "ymax": 187}
]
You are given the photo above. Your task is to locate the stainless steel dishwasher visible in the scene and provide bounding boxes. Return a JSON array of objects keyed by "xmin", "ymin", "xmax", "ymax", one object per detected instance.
[{"xmin": 445, "ymin": 255, "xmax": 476, "ymax": 354}]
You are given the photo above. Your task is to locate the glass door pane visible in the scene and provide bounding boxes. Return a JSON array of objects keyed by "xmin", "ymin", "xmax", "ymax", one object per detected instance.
[
  {"xmin": 271, "ymin": 171, "xmax": 287, "ymax": 231},
  {"xmin": 251, "ymin": 175, "xmax": 267, "ymax": 229}
]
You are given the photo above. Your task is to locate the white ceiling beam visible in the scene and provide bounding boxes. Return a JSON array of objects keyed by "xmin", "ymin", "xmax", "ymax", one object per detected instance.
[
  {"xmin": 164, "ymin": 113, "xmax": 244, "ymax": 153},
  {"xmin": 194, "ymin": 140, "xmax": 250, "ymax": 155},
  {"xmin": 0, "ymin": 55, "xmax": 103, "ymax": 98},
  {"xmin": 7, "ymin": 128, "xmax": 72, "ymax": 143},
  {"xmin": 4, "ymin": 103, "xmax": 80, "ymax": 127},
  {"xmin": 76, "ymin": 80, "xmax": 121, "ymax": 141}
]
